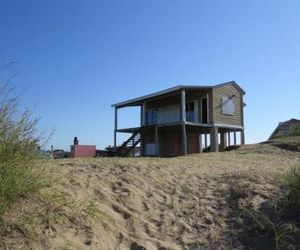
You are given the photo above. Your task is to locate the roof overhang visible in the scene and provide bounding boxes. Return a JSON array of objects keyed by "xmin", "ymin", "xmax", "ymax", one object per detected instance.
[
  {"xmin": 214, "ymin": 81, "xmax": 246, "ymax": 95},
  {"xmin": 111, "ymin": 81, "xmax": 245, "ymax": 108}
]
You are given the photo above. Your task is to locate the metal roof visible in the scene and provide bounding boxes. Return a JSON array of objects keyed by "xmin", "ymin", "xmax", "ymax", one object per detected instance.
[{"xmin": 111, "ymin": 81, "xmax": 245, "ymax": 108}]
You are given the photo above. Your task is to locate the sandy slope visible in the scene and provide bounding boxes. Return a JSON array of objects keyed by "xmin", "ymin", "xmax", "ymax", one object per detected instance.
[{"xmin": 2, "ymin": 142, "xmax": 300, "ymax": 249}]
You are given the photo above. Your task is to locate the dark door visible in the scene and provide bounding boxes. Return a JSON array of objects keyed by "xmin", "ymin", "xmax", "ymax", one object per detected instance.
[{"xmin": 202, "ymin": 98, "xmax": 208, "ymax": 124}]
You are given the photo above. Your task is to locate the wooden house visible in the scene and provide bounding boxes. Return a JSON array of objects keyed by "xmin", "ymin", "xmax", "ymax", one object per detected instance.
[{"xmin": 112, "ymin": 81, "xmax": 246, "ymax": 157}]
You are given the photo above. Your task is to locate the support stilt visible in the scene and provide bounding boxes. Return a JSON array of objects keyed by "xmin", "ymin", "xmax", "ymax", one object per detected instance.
[{"xmin": 210, "ymin": 127, "xmax": 219, "ymax": 152}]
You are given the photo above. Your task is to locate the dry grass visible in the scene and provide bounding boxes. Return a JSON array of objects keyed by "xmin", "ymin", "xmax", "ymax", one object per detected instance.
[{"xmin": 1, "ymin": 138, "xmax": 300, "ymax": 249}]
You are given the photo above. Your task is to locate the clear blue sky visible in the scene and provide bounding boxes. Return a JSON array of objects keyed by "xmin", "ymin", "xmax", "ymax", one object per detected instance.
[{"xmin": 1, "ymin": 0, "xmax": 299, "ymax": 150}]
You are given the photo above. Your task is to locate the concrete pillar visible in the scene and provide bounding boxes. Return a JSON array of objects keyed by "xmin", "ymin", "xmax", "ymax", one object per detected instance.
[
  {"xmin": 140, "ymin": 133, "xmax": 144, "ymax": 156},
  {"xmin": 142, "ymin": 102, "xmax": 146, "ymax": 126},
  {"xmin": 182, "ymin": 124, "xmax": 187, "ymax": 155},
  {"xmin": 140, "ymin": 102, "xmax": 146, "ymax": 156},
  {"xmin": 220, "ymin": 132, "xmax": 227, "ymax": 151},
  {"xmin": 114, "ymin": 107, "xmax": 118, "ymax": 152},
  {"xmin": 199, "ymin": 134, "xmax": 203, "ymax": 153},
  {"xmin": 140, "ymin": 105, "xmax": 143, "ymax": 127},
  {"xmin": 210, "ymin": 127, "xmax": 219, "ymax": 152},
  {"xmin": 241, "ymin": 130, "xmax": 245, "ymax": 145},
  {"xmin": 181, "ymin": 89, "xmax": 187, "ymax": 155},
  {"xmin": 204, "ymin": 133, "xmax": 208, "ymax": 149},
  {"xmin": 155, "ymin": 126, "xmax": 159, "ymax": 156},
  {"xmin": 234, "ymin": 129, "xmax": 237, "ymax": 146}
]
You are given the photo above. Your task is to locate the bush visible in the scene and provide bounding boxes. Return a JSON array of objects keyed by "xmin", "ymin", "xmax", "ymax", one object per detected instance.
[
  {"xmin": 289, "ymin": 125, "xmax": 300, "ymax": 137},
  {"xmin": 0, "ymin": 84, "xmax": 43, "ymax": 220},
  {"xmin": 286, "ymin": 166, "xmax": 300, "ymax": 209}
]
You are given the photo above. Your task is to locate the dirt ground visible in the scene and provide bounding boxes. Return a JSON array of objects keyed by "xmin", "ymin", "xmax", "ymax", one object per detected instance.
[{"xmin": 2, "ymin": 139, "xmax": 300, "ymax": 249}]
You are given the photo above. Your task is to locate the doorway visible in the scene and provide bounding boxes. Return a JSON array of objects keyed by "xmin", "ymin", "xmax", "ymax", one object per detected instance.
[{"xmin": 200, "ymin": 97, "xmax": 208, "ymax": 124}]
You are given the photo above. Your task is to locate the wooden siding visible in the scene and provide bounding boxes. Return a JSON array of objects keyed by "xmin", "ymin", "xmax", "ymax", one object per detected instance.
[
  {"xmin": 213, "ymin": 84, "xmax": 243, "ymax": 126},
  {"xmin": 187, "ymin": 133, "xmax": 199, "ymax": 154},
  {"xmin": 160, "ymin": 132, "xmax": 181, "ymax": 156},
  {"xmin": 143, "ymin": 130, "xmax": 201, "ymax": 156}
]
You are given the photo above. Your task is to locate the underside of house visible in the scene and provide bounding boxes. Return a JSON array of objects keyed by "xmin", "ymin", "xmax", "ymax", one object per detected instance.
[{"xmin": 112, "ymin": 81, "xmax": 246, "ymax": 157}]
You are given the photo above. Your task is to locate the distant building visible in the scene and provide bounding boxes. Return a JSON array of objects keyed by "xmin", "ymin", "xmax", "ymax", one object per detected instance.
[
  {"xmin": 71, "ymin": 145, "xmax": 96, "ymax": 158},
  {"xmin": 70, "ymin": 137, "xmax": 96, "ymax": 158},
  {"xmin": 111, "ymin": 81, "xmax": 246, "ymax": 157},
  {"xmin": 269, "ymin": 118, "xmax": 300, "ymax": 140}
]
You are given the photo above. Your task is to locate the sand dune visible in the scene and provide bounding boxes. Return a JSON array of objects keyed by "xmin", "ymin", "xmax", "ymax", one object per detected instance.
[{"xmin": 2, "ymin": 142, "xmax": 299, "ymax": 249}]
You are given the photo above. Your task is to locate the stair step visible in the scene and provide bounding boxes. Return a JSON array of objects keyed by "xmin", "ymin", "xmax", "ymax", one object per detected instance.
[{"xmin": 114, "ymin": 132, "xmax": 141, "ymax": 156}]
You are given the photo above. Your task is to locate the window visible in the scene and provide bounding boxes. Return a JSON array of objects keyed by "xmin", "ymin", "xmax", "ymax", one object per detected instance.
[
  {"xmin": 146, "ymin": 109, "xmax": 158, "ymax": 125},
  {"xmin": 186, "ymin": 101, "xmax": 195, "ymax": 122},
  {"xmin": 221, "ymin": 96, "xmax": 235, "ymax": 115}
]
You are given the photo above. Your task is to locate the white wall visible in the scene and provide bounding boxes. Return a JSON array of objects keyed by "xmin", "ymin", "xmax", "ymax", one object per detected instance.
[
  {"xmin": 145, "ymin": 143, "xmax": 156, "ymax": 156},
  {"xmin": 147, "ymin": 100, "xmax": 199, "ymax": 125},
  {"xmin": 157, "ymin": 104, "xmax": 180, "ymax": 124}
]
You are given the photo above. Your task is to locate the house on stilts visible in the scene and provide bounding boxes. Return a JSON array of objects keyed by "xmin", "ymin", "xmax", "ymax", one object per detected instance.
[{"xmin": 111, "ymin": 81, "xmax": 246, "ymax": 157}]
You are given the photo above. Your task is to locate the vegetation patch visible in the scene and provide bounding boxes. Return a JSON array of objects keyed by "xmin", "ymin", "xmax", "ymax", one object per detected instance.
[
  {"xmin": 0, "ymin": 84, "xmax": 43, "ymax": 219},
  {"xmin": 261, "ymin": 136, "xmax": 300, "ymax": 153},
  {"xmin": 0, "ymin": 82, "xmax": 57, "ymax": 247},
  {"xmin": 285, "ymin": 166, "xmax": 300, "ymax": 212},
  {"xmin": 227, "ymin": 166, "xmax": 300, "ymax": 250},
  {"xmin": 290, "ymin": 125, "xmax": 300, "ymax": 137}
]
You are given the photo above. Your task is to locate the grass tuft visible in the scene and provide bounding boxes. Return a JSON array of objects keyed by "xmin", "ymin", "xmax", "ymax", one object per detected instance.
[
  {"xmin": 241, "ymin": 206, "xmax": 298, "ymax": 250},
  {"xmin": 285, "ymin": 166, "xmax": 300, "ymax": 209},
  {"xmin": 0, "ymin": 82, "xmax": 48, "ymax": 242},
  {"xmin": 81, "ymin": 199, "xmax": 105, "ymax": 221},
  {"xmin": 290, "ymin": 125, "xmax": 300, "ymax": 137}
]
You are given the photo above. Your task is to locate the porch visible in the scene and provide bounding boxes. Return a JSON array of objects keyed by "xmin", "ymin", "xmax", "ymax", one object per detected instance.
[{"xmin": 115, "ymin": 122, "xmax": 244, "ymax": 157}]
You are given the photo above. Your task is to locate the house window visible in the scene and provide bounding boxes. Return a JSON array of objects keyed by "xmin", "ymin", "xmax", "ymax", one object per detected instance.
[
  {"xmin": 146, "ymin": 109, "xmax": 158, "ymax": 125},
  {"xmin": 186, "ymin": 101, "xmax": 195, "ymax": 122},
  {"xmin": 221, "ymin": 96, "xmax": 235, "ymax": 115}
]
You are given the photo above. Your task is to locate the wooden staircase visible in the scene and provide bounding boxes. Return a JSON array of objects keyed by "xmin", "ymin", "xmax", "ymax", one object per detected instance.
[{"xmin": 114, "ymin": 131, "xmax": 141, "ymax": 157}]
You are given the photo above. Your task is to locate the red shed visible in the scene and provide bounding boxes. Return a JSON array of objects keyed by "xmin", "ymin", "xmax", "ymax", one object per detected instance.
[{"xmin": 71, "ymin": 145, "xmax": 96, "ymax": 158}]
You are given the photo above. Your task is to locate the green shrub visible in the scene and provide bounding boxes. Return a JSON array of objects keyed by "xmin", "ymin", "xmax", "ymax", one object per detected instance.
[
  {"xmin": 285, "ymin": 166, "xmax": 300, "ymax": 209},
  {"xmin": 0, "ymin": 84, "xmax": 44, "ymax": 220},
  {"xmin": 289, "ymin": 125, "xmax": 300, "ymax": 136},
  {"xmin": 240, "ymin": 206, "xmax": 297, "ymax": 250}
]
